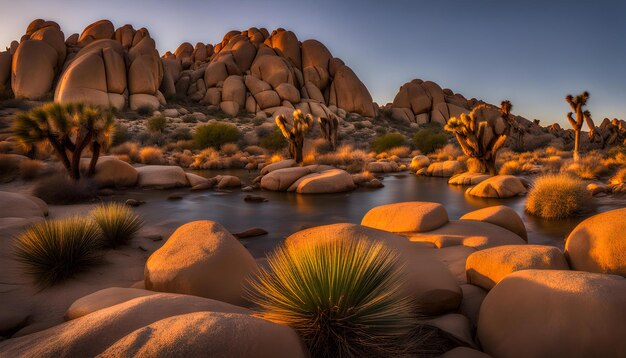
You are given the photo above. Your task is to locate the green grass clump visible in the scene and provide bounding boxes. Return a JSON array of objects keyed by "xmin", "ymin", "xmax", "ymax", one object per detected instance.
[
  {"xmin": 15, "ymin": 217, "xmax": 103, "ymax": 285},
  {"xmin": 525, "ymin": 174, "xmax": 590, "ymax": 219},
  {"xmin": 246, "ymin": 238, "xmax": 415, "ymax": 357},
  {"xmin": 147, "ymin": 115, "xmax": 167, "ymax": 133},
  {"xmin": 412, "ymin": 127, "xmax": 447, "ymax": 154},
  {"xmin": 193, "ymin": 123, "xmax": 241, "ymax": 149},
  {"xmin": 259, "ymin": 127, "xmax": 287, "ymax": 151},
  {"xmin": 372, "ymin": 133, "xmax": 406, "ymax": 153},
  {"xmin": 91, "ymin": 202, "xmax": 143, "ymax": 248}
]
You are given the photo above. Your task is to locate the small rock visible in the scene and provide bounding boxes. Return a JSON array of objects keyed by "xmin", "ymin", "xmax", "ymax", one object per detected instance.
[
  {"xmin": 191, "ymin": 178, "xmax": 217, "ymax": 191},
  {"xmin": 125, "ymin": 199, "xmax": 145, "ymax": 207},
  {"xmin": 232, "ymin": 228, "xmax": 269, "ymax": 239},
  {"xmin": 244, "ymin": 195, "xmax": 268, "ymax": 203},
  {"xmin": 242, "ymin": 186, "xmax": 254, "ymax": 192},
  {"xmin": 363, "ymin": 178, "xmax": 384, "ymax": 188}
]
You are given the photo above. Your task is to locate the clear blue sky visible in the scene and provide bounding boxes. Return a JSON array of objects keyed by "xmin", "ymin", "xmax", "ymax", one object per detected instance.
[{"xmin": 1, "ymin": 0, "xmax": 625, "ymax": 126}]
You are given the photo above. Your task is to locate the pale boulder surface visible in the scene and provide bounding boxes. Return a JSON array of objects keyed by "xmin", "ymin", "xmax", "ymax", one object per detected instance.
[
  {"xmin": 564, "ymin": 208, "xmax": 626, "ymax": 277},
  {"xmin": 0, "ymin": 191, "xmax": 48, "ymax": 219},
  {"xmin": 361, "ymin": 201, "xmax": 449, "ymax": 233},
  {"xmin": 80, "ymin": 156, "xmax": 138, "ymax": 188},
  {"xmin": 466, "ymin": 175, "xmax": 527, "ymax": 198},
  {"xmin": 460, "ymin": 205, "xmax": 528, "ymax": 240},
  {"xmin": 406, "ymin": 220, "xmax": 526, "ymax": 250},
  {"xmin": 0, "ymin": 293, "xmax": 250, "ymax": 357},
  {"xmin": 99, "ymin": 312, "xmax": 307, "ymax": 358},
  {"xmin": 65, "ymin": 287, "xmax": 157, "ymax": 320},
  {"xmin": 136, "ymin": 165, "xmax": 189, "ymax": 189},
  {"xmin": 465, "ymin": 245, "xmax": 569, "ymax": 290},
  {"xmin": 478, "ymin": 270, "xmax": 626, "ymax": 358},
  {"xmin": 420, "ymin": 160, "xmax": 464, "ymax": 177},
  {"xmin": 294, "ymin": 169, "xmax": 356, "ymax": 194},
  {"xmin": 144, "ymin": 221, "xmax": 257, "ymax": 306},
  {"xmin": 448, "ymin": 172, "xmax": 491, "ymax": 186}
]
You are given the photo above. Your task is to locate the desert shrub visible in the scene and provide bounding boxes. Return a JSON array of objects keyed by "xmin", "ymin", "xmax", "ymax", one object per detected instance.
[
  {"xmin": 352, "ymin": 170, "xmax": 375, "ymax": 184},
  {"xmin": 371, "ymin": 133, "xmax": 406, "ymax": 153},
  {"xmin": 412, "ymin": 127, "xmax": 447, "ymax": 154},
  {"xmin": 526, "ymin": 174, "xmax": 590, "ymax": 219},
  {"xmin": 389, "ymin": 145, "xmax": 412, "ymax": 158},
  {"xmin": 110, "ymin": 142, "xmax": 141, "ymax": 163},
  {"xmin": 111, "ymin": 123, "xmax": 131, "ymax": 146},
  {"xmin": 20, "ymin": 159, "xmax": 44, "ymax": 180},
  {"xmin": 434, "ymin": 144, "xmax": 462, "ymax": 161},
  {"xmin": 136, "ymin": 105, "xmax": 153, "ymax": 116},
  {"xmin": 498, "ymin": 159, "xmax": 536, "ymax": 175},
  {"xmin": 194, "ymin": 123, "xmax": 241, "ymax": 149},
  {"xmin": 147, "ymin": 115, "xmax": 167, "ymax": 133},
  {"xmin": 14, "ymin": 216, "xmax": 103, "ymax": 285},
  {"xmin": 604, "ymin": 146, "xmax": 626, "ymax": 168},
  {"xmin": 246, "ymin": 238, "xmax": 414, "ymax": 357},
  {"xmin": 610, "ymin": 167, "xmax": 626, "ymax": 184},
  {"xmin": 220, "ymin": 143, "xmax": 240, "ymax": 156},
  {"xmin": 32, "ymin": 174, "xmax": 96, "ymax": 204},
  {"xmin": 171, "ymin": 150, "xmax": 194, "ymax": 167},
  {"xmin": 90, "ymin": 202, "xmax": 143, "ymax": 248},
  {"xmin": 259, "ymin": 127, "xmax": 288, "ymax": 151},
  {"xmin": 139, "ymin": 147, "xmax": 164, "ymax": 164},
  {"xmin": 243, "ymin": 145, "xmax": 266, "ymax": 155},
  {"xmin": 169, "ymin": 127, "xmax": 192, "ymax": 141},
  {"xmin": 561, "ymin": 154, "xmax": 608, "ymax": 179},
  {"xmin": 317, "ymin": 145, "xmax": 371, "ymax": 171}
]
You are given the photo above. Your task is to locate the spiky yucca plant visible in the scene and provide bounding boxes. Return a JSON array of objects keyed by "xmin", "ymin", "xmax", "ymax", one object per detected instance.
[
  {"xmin": 91, "ymin": 202, "xmax": 143, "ymax": 248},
  {"xmin": 275, "ymin": 109, "xmax": 314, "ymax": 163},
  {"xmin": 246, "ymin": 238, "xmax": 415, "ymax": 357},
  {"xmin": 565, "ymin": 91, "xmax": 594, "ymax": 161},
  {"xmin": 319, "ymin": 115, "xmax": 339, "ymax": 150},
  {"xmin": 14, "ymin": 216, "xmax": 103, "ymax": 285},
  {"xmin": 444, "ymin": 101, "xmax": 513, "ymax": 175}
]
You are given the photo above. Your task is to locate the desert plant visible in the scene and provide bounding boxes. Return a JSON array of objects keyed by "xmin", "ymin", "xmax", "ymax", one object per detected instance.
[
  {"xmin": 13, "ymin": 103, "xmax": 115, "ymax": 180},
  {"xmin": 193, "ymin": 122, "xmax": 241, "ymax": 149},
  {"xmin": 560, "ymin": 153, "xmax": 608, "ymax": 180},
  {"xmin": 444, "ymin": 101, "xmax": 513, "ymax": 175},
  {"xmin": 246, "ymin": 238, "xmax": 414, "ymax": 357},
  {"xmin": 565, "ymin": 91, "xmax": 595, "ymax": 161},
  {"xmin": 276, "ymin": 110, "xmax": 313, "ymax": 163},
  {"xmin": 90, "ymin": 202, "xmax": 143, "ymax": 248},
  {"xmin": 32, "ymin": 173, "xmax": 96, "ymax": 204},
  {"xmin": 147, "ymin": 115, "xmax": 167, "ymax": 133},
  {"xmin": 412, "ymin": 127, "xmax": 447, "ymax": 154},
  {"xmin": 110, "ymin": 122, "xmax": 131, "ymax": 146},
  {"xmin": 319, "ymin": 115, "xmax": 339, "ymax": 150},
  {"xmin": 14, "ymin": 216, "xmax": 103, "ymax": 285},
  {"xmin": 139, "ymin": 147, "xmax": 164, "ymax": 164},
  {"xmin": 372, "ymin": 133, "xmax": 406, "ymax": 153},
  {"xmin": 609, "ymin": 167, "xmax": 626, "ymax": 185},
  {"xmin": 259, "ymin": 127, "xmax": 288, "ymax": 151},
  {"xmin": 526, "ymin": 174, "xmax": 590, "ymax": 219},
  {"xmin": 220, "ymin": 143, "xmax": 240, "ymax": 156}
]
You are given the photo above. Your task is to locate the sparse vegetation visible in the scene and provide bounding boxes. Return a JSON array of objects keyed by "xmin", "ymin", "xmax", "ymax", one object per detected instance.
[
  {"xmin": 526, "ymin": 174, "xmax": 590, "ymax": 219},
  {"xmin": 15, "ymin": 216, "xmax": 103, "ymax": 285},
  {"xmin": 32, "ymin": 173, "xmax": 96, "ymax": 204},
  {"xmin": 90, "ymin": 202, "xmax": 143, "ymax": 248},
  {"xmin": 372, "ymin": 133, "xmax": 406, "ymax": 153},
  {"xmin": 259, "ymin": 127, "xmax": 288, "ymax": 151},
  {"xmin": 412, "ymin": 126, "xmax": 447, "ymax": 154},
  {"xmin": 193, "ymin": 123, "xmax": 241, "ymax": 149},
  {"xmin": 246, "ymin": 238, "xmax": 415, "ymax": 357},
  {"xmin": 139, "ymin": 147, "xmax": 164, "ymax": 165},
  {"xmin": 147, "ymin": 115, "xmax": 167, "ymax": 133}
]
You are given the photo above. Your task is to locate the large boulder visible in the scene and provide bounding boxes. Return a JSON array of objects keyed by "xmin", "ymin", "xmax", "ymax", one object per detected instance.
[
  {"xmin": 11, "ymin": 39, "xmax": 59, "ymax": 99},
  {"xmin": 466, "ymin": 175, "xmax": 527, "ymax": 198},
  {"xmin": 99, "ymin": 312, "xmax": 307, "ymax": 358},
  {"xmin": 80, "ymin": 156, "xmax": 138, "ymax": 188},
  {"xmin": 361, "ymin": 202, "xmax": 449, "ymax": 233},
  {"xmin": 564, "ymin": 208, "xmax": 626, "ymax": 277},
  {"xmin": 466, "ymin": 245, "xmax": 569, "ymax": 290},
  {"xmin": 0, "ymin": 293, "xmax": 250, "ymax": 357},
  {"xmin": 260, "ymin": 166, "xmax": 311, "ymax": 191},
  {"xmin": 65, "ymin": 287, "xmax": 157, "ymax": 320},
  {"xmin": 136, "ymin": 165, "xmax": 188, "ymax": 189},
  {"xmin": 478, "ymin": 270, "xmax": 626, "ymax": 358},
  {"xmin": 291, "ymin": 169, "xmax": 356, "ymax": 194},
  {"xmin": 250, "ymin": 55, "xmax": 294, "ymax": 89},
  {"xmin": 78, "ymin": 19, "xmax": 114, "ymax": 44},
  {"xmin": 421, "ymin": 161, "xmax": 464, "ymax": 177},
  {"xmin": 448, "ymin": 172, "xmax": 491, "ymax": 186},
  {"xmin": 286, "ymin": 223, "xmax": 462, "ymax": 315},
  {"xmin": 460, "ymin": 205, "xmax": 528, "ymax": 241},
  {"xmin": 406, "ymin": 220, "xmax": 526, "ymax": 250},
  {"xmin": 329, "ymin": 65, "xmax": 375, "ymax": 117},
  {"xmin": 144, "ymin": 221, "xmax": 258, "ymax": 306},
  {"xmin": 260, "ymin": 159, "xmax": 297, "ymax": 175},
  {"xmin": 0, "ymin": 191, "xmax": 48, "ymax": 219}
]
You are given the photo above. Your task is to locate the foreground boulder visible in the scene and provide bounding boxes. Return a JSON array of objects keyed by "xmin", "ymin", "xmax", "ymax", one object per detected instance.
[
  {"xmin": 466, "ymin": 175, "xmax": 527, "ymax": 198},
  {"xmin": 99, "ymin": 312, "xmax": 306, "ymax": 357},
  {"xmin": 460, "ymin": 205, "xmax": 527, "ymax": 241},
  {"xmin": 0, "ymin": 191, "xmax": 48, "ymax": 219},
  {"xmin": 136, "ymin": 165, "xmax": 188, "ymax": 189},
  {"xmin": 478, "ymin": 270, "xmax": 626, "ymax": 358},
  {"xmin": 406, "ymin": 220, "xmax": 526, "ymax": 250},
  {"xmin": 0, "ymin": 293, "xmax": 250, "ymax": 357},
  {"xmin": 144, "ymin": 221, "xmax": 257, "ymax": 306},
  {"xmin": 361, "ymin": 201, "xmax": 449, "ymax": 233},
  {"xmin": 80, "ymin": 156, "xmax": 138, "ymax": 188},
  {"xmin": 65, "ymin": 287, "xmax": 157, "ymax": 320},
  {"xmin": 465, "ymin": 245, "xmax": 569, "ymax": 290},
  {"xmin": 286, "ymin": 223, "xmax": 462, "ymax": 315},
  {"xmin": 564, "ymin": 208, "xmax": 626, "ymax": 277}
]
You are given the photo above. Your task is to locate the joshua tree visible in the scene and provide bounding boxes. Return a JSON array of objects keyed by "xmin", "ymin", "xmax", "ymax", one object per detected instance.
[
  {"xmin": 565, "ymin": 91, "xmax": 595, "ymax": 161},
  {"xmin": 14, "ymin": 103, "xmax": 114, "ymax": 180},
  {"xmin": 318, "ymin": 114, "xmax": 339, "ymax": 150},
  {"xmin": 275, "ymin": 109, "xmax": 313, "ymax": 164},
  {"xmin": 444, "ymin": 101, "xmax": 513, "ymax": 175}
]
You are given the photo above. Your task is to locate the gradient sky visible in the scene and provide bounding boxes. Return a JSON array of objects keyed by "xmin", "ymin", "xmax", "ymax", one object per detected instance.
[{"xmin": 1, "ymin": 0, "xmax": 625, "ymax": 126}]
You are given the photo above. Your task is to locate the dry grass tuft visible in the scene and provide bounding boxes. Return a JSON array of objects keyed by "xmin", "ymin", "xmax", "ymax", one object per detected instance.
[
  {"xmin": 526, "ymin": 174, "xmax": 590, "ymax": 219},
  {"xmin": 139, "ymin": 147, "xmax": 164, "ymax": 165},
  {"xmin": 91, "ymin": 202, "xmax": 143, "ymax": 248}
]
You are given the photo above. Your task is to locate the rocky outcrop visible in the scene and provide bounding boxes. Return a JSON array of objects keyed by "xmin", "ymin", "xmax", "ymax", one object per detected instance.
[{"xmin": 259, "ymin": 161, "xmax": 355, "ymax": 194}]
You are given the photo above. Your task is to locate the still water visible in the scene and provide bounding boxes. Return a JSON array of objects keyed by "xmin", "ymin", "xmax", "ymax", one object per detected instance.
[{"xmin": 112, "ymin": 170, "xmax": 624, "ymax": 258}]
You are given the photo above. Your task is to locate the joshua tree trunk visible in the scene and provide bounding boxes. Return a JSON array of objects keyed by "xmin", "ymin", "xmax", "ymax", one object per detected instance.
[
  {"xmin": 47, "ymin": 135, "xmax": 72, "ymax": 175},
  {"xmin": 292, "ymin": 137, "xmax": 304, "ymax": 163},
  {"xmin": 70, "ymin": 131, "xmax": 93, "ymax": 180},
  {"xmin": 88, "ymin": 141, "xmax": 101, "ymax": 177},
  {"xmin": 573, "ymin": 130, "xmax": 581, "ymax": 162},
  {"xmin": 485, "ymin": 158, "xmax": 497, "ymax": 176},
  {"xmin": 319, "ymin": 116, "xmax": 338, "ymax": 150}
]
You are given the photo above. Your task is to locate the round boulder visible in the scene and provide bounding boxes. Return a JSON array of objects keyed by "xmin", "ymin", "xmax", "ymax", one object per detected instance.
[
  {"xmin": 460, "ymin": 205, "xmax": 527, "ymax": 240},
  {"xmin": 136, "ymin": 165, "xmax": 188, "ymax": 189},
  {"xmin": 466, "ymin": 175, "xmax": 527, "ymax": 198},
  {"xmin": 361, "ymin": 201, "xmax": 449, "ymax": 233}
]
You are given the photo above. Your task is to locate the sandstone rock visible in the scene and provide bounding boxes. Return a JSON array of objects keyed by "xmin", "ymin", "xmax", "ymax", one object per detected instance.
[
  {"xmin": 292, "ymin": 169, "xmax": 356, "ymax": 194},
  {"xmin": 250, "ymin": 55, "xmax": 294, "ymax": 89},
  {"xmin": 448, "ymin": 172, "xmax": 491, "ymax": 186},
  {"xmin": 410, "ymin": 155, "xmax": 430, "ymax": 170},
  {"xmin": 215, "ymin": 175, "xmax": 241, "ymax": 189},
  {"xmin": 466, "ymin": 175, "xmax": 527, "ymax": 198},
  {"xmin": 478, "ymin": 270, "xmax": 626, "ymax": 358},
  {"xmin": 254, "ymin": 89, "xmax": 281, "ymax": 109},
  {"xmin": 11, "ymin": 40, "xmax": 58, "ymax": 99},
  {"xmin": 564, "ymin": 208, "xmax": 626, "ymax": 277},
  {"xmin": 261, "ymin": 166, "xmax": 311, "ymax": 191},
  {"xmin": 366, "ymin": 161, "xmax": 399, "ymax": 173},
  {"xmin": 361, "ymin": 201, "xmax": 449, "ymax": 233},
  {"xmin": 275, "ymin": 83, "xmax": 300, "ymax": 103},
  {"xmin": 459, "ymin": 284, "xmax": 487, "ymax": 330},
  {"xmin": 265, "ymin": 30, "xmax": 301, "ymax": 69},
  {"xmin": 466, "ymin": 245, "xmax": 569, "ymax": 290},
  {"xmin": 130, "ymin": 94, "xmax": 160, "ymax": 111},
  {"xmin": 80, "ymin": 156, "xmax": 138, "ymax": 188},
  {"xmin": 423, "ymin": 314, "xmax": 475, "ymax": 347},
  {"xmin": 78, "ymin": 20, "xmax": 114, "ymax": 44},
  {"xmin": 222, "ymin": 75, "xmax": 246, "ymax": 108},
  {"xmin": 185, "ymin": 173, "xmax": 207, "ymax": 187},
  {"xmin": 220, "ymin": 101, "xmax": 240, "ymax": 116},
  {"xmin": 0, "ymin": 191, "xmax": 48, "ymax": 219},
  {"xmin": 136, "ymin": 165, "xmax": 189, "ymax": 189},
  {"xmin": 65, "ymin": 287, "xmax": 157, "ymax": 320},
  {"xmin": 260, "ymin": 159, "xmax": 297, "ymax": 175},
  {"xmin": 460, "ymin": 205, "xmax": 527, "ymax": 240},
  {"xmin": 99, "ymin": 312, "xmax": 306, "ymax": 358},
  {"xmin": 329, "ymin": 65, "xmax": 375, "ymax": 117},
  {"xmin": 423, "ymin": 161, "xmax": 464, "ymax": 177},
  {"xmin": 406, "ymin": 220, "xmax": 526, "ymax": 250},
  {"xmin": 145, "ymin": 221, "xmax": 257, "ymax": 306}
]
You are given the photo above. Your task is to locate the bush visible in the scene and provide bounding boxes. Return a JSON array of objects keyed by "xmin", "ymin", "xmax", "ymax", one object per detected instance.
[
  {"xmin": 526, "ymin": 174, "xmax": 590, "ymax": 219},
  {"xmin": 371, "ymin": 133, "xmax": 406, "ymax": 153},
  {"xmin": 412, "ymin": 127, "xmax": 447, "ymax": 154},
  {"xmin": 14, "ymin": 216, "xmax": 103, "ymax": 285},
  {"xmin": 246, "ymin": 238, "xmax": 414, "ymax": 357},
  {"xmin": 259, "ymin": 127, "xmax": 287, "ymax": 151},
  {"xmin": 389, "ymin": 145, "xmax": 412, "ymax": 158},
  {"xmin": 193, "ymin": 123, "xmax": 241, "ymax": 149},
  {"xmin": 220, "ymin": 143, "xmax": 240, "ymax": 156},
  {"xmin": 610, "ymin": 167, "xmax": 626, "ymax": 184},
  {"xmin": 147, "ymin": 115, "xmax": 167, "ymax": 133},
  {"xmin": 32, "ymin": 174, "xmax": 96, "ymax": 204},
  {"xmin": 111, "ymin": 123, "xmax": 131, "ymax": 146},
  {"xmin": 169, "ymin": 127, "xmax": 192, "ymax": 141},
  {"xmin": 91, "ymin": 202, "xmax": 143, "ymax": 248},
  {"xmin": 139, "ymin": 147, "xmax": 164, "ymax": 164}
]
